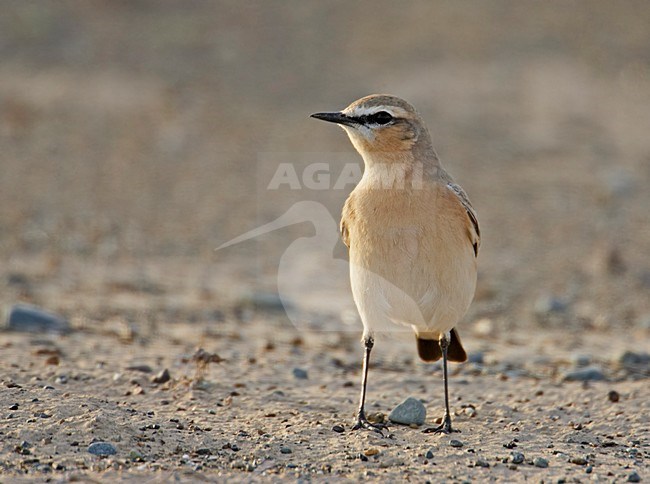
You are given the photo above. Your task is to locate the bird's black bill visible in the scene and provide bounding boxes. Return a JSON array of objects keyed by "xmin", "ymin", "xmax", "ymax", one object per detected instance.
[{"xmin": 310, "ymin": 111, "xmax": 357, "ymax": 126}]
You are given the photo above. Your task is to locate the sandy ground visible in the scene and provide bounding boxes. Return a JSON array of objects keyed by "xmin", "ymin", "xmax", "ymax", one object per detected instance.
[
  {"xmin": 1, "ymin": 1, "xmax": 650, "ymax": 482},
  {"xmin": 0, "ymin": 305, "xmax": 648, "ymax": 482}
]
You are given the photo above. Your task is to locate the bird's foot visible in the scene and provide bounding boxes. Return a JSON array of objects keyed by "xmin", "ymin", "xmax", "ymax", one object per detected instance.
[
  {"xmin": 352, "ymin": 412, "xmax": 387, "ymax": 435},
  {"xmin": 422, "ymin": 414, "xmax": 458, "ymax": 434}
]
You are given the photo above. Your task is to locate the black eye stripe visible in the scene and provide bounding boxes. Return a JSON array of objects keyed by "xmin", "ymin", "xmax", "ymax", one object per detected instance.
[{"xmin": 357, "ymin": 111, "xmax": 394, "ymax": 125}]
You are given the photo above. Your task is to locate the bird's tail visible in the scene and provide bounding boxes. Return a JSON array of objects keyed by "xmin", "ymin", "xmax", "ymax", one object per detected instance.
[
  {"xmin": 416, "ymin": 337, "xmax": 441, "ymax": 362},
  {"xmin": 448, "ymin": 328, "xmax": 468, "ymax": 362},
  {"xmin": 416, "ymin": 328, "xmax": 467, "ymax": 362}
]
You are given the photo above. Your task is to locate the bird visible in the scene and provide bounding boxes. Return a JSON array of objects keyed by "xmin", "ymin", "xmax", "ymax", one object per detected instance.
[{"xmin": 311, "ymin": 94, "xmax": 480, "ymax": 434}]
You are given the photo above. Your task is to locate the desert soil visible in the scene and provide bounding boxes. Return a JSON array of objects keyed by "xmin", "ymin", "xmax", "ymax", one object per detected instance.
[{"xmin": 0, "ymin": 279, "xmax": 648, "ymax": 482}]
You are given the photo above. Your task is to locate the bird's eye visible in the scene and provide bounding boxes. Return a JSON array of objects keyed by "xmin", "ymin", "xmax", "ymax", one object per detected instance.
[{"xmin": 369, "ymin": 111, "xmax": 393, "ymax": 125}]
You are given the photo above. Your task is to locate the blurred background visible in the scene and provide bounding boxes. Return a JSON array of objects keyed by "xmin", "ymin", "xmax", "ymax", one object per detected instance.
[{"xmin": 1, "ymin": 1, "xmax": 649, "ymax": 342}]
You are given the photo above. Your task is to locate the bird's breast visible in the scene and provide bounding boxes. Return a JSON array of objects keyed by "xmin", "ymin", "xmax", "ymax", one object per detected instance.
[
  {"xmin": 347, "ymin": 188, "xmax": 435, "ymax": 282},
  {"xmin": 344, "ymin": 183, "xmax": 477, "ymax": 328}
]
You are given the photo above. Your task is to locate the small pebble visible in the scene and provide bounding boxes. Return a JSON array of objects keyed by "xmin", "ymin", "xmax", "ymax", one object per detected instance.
[
  {"xmin": 87, "ymin": 442, "xmax": 117, "ymax": 456},
  {"xmin": 9, "ymin": 404, "xmax": 18, "ymax": 410},
  {"xmin": 511, "ymin": 452, "xmax": 525, "ymax": 464},
  {"xmin": 364, "ymin": 448, "xmax": 379, "ymax": 457},
  {"xmin": 280, "ymin": 446, "xmax": 292, "ymax": 454},
  {"xmin": 619, "ymin": 351, "xmax": 650, "ymax": 368},
  {"xmin": 425, "ymin": 449, "xmax": 434, "ymax": 460},
  {"xmin": 608, "ymin": 390, "xmax": 620, "ymax": 403},
  {"xmin": 571, "ymin": 354, "xmax": 592, "ymax": 367},
  {"xmin": 6, "ymin": 304, "xmax": 69, "ymax": 334},
  {"xmin": 464, "ymin": 406, "xmax": 477, "ymax": 418},
  {"xmin": 15, "ymin": 445, "xmax": 30, "ymax": 455},
  {"xmin": 331, "ymin": 425, "xmax": 345, "ymax": 433},
  {"xmin": 126, "ymin": 364, "xmax": 153, "ymax": 373},
  {"xmin": 358, "ymin": 453, "xmax": 368, "ymax": 462},
  {"xmin": 504, "ymin": 440, "xmax": 518, "ymax": 449},
  {"xmin": 468, "ymin": 351, "xmax": 485, "ymax": 364},
  {"xmin": 128, "ymin": 450, "xmax": 144, "ymax": 461},
  {"xmin": 231, "ymin": 458, "xmax": 255, "ymax": 471},
  {"xmin": 570, "ymin": 456, "xmax": 588, "ymax": 465},
  {"xmin": 533, "ymin": 457, "xmax": 549, "ymax": 468},
  {"xmin": 367, "ymin": 412, "xmax": 386, "ymax": 424},
  {"xmin": 475, "ymin": 459, "xmax": 490, "ymax": 468},
  {"xmin": 627, "ymin": 471, "xmax": 641, "ymax": 483},
  {"xmin": 152, "ymin": 368, "xmax": 171, "ymax": 384},
  {"xmin": 55, "ymin": 375, "xmax": 68, "ymax": 384},
  {"xmin": 534, "ymin": 295, "xmax": 568, "ymax": 317},
  {"xmin": 292, "ymin": 368, "xmax": 308, "ymax": 380},
  {"xmin": 450, "ymin": 439, "xmax": 464, "ymax": 448},
  {"xmin": 562, "ymin": 366, "xmax": 605, "ymax": 382},
  {"xmin": 388, "ymin": 396, "xmax": 426, "ymax": 426}
]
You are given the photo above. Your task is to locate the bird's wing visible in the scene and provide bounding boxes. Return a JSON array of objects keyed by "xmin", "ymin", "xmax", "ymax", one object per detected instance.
[
  {"xmin": 340, "ymin": 219, "xmax": 350, "ymax": 248},
  {"xmin": 340, "ymin": 195, "xmax": 355, "ymax": 248},
  {"xmin": 446, "ymin": 182, "xmax": 481, "ymax": 257}
]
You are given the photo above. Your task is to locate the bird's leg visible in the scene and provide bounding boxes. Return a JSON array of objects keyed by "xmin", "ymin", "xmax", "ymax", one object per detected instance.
[
  {"xmin": 423, "ymin": 334, "xmax": 458, "ymax": 434},
  {"xmin": 352, "ymin": 336, "xmax": 386, "ymax": 434}
]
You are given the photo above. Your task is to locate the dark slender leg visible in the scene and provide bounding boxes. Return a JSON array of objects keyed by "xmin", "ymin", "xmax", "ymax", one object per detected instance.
[
  {"xmin": 423, "ymin": 334, "xmax": 458, "ymax": 434},
  {"xmin": 351, "ymin": 336, "xmax": 386, "ymax": 434}
]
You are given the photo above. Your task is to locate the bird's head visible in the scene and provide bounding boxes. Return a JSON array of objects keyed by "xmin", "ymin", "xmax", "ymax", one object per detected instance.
[{"xmin": 311, "ymin": 94, "xmax": 433, "ymax": 157}]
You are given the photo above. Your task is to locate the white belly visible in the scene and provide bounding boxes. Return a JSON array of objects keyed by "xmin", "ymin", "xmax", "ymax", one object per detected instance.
[{"xmin": 350, "ymin": 258, "xmax": 476, "ymax": 339}]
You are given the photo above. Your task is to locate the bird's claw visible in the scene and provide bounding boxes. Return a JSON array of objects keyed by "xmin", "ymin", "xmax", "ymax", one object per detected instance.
[
  {"xmin": 422, "ymin": 415, "xmax": 458, "ymax": 434},
  {"xmin": 352, "ymin": 414, "xmax": 387, "ymax": 435}
]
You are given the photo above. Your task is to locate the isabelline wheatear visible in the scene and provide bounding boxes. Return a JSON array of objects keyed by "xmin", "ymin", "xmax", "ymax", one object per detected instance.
[{"xmin": 311, "ymin": 95, "xmax": 480, "ymax": 434}]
